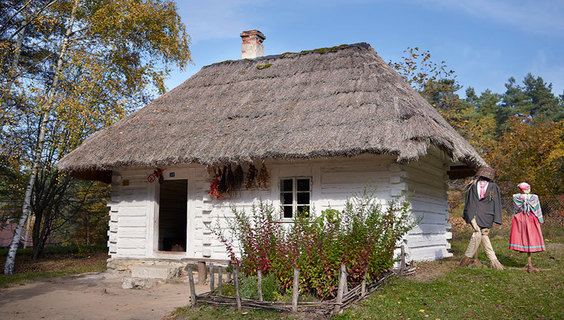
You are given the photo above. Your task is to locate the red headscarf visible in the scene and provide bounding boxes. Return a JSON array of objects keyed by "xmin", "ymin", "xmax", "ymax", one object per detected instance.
[{"xmin": 518, "ymin": 182, "xmax": 531, "ymax": 192}]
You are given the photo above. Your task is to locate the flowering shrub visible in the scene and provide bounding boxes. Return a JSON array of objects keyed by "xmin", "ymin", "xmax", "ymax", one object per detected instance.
[{"xmin": 212, "ymin": 188, "xmax": 415, "ymax": 300}]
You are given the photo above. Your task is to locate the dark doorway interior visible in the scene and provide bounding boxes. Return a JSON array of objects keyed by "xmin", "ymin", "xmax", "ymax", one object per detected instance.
[{"xmin": 158, "ymin": 179, "xmax": 187, "ymax": 252}]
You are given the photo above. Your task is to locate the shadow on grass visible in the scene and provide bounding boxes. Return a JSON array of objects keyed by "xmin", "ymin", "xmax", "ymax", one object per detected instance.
[{"xmin": 495, "ymin": 252, "xmax": 521, "ymax": 268}]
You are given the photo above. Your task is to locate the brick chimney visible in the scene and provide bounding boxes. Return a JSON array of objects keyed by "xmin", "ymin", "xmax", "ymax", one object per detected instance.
[{"xmin": 240, "ymin": 30, "xmax": 265, "ymax": 59}]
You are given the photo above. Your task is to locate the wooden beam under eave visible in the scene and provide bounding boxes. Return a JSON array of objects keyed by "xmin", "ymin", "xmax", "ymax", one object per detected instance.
[
  {"xmin": 70, "ymin": 170, "xmax": 112, "ymax": 184},
  {"xmin": 447, "ymin": 166, "xmax": 476, "ymax": 180}
]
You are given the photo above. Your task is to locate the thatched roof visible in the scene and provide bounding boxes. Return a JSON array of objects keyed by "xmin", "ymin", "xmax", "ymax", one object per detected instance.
[{"xmin": 58, "ymin": 43, "xmax": 486, "ymax": 178}]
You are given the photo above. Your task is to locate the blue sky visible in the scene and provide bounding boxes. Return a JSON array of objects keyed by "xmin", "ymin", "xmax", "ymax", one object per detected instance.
[{"xmin": 165, "ymin": 0, "xmax": 564, "ymax": 98}]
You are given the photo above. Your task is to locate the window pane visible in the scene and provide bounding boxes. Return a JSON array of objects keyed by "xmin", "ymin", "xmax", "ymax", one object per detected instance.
[
  {"xmin": 298, "ymin": 205, "xmax": 310, "ymax": 217},
  {"xmin": 283, "ymin": 206, "xmax": 293, "ymax": 218},
  {"xmin": 281, "ymin": 179, "xmax": 293, "ymax": 192},
  {"xmin": 280, "ymin": 192, "xmax": 293, "ymax": 205},
  {"xmin": 297, "ymin": 192, "xmax": 310, "ymax": 204},
  {"xmin": 297, "ymin": 179, "xmax": 310, "ymax": 191}
]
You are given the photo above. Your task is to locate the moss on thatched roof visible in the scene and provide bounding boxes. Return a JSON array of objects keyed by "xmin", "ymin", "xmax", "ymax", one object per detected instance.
[{"xmin": 58, "ymin": 43, "xmax": 486, "ymax": 175}]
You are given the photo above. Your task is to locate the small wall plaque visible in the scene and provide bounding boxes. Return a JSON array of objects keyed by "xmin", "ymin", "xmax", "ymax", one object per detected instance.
[{"xmin": 169, "ymin": 172, "xmax": 175, "ymax": 177}]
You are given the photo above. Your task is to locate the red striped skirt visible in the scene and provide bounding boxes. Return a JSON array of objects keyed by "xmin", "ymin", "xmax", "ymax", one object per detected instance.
[{"xmin": 509, "ymin": 212, "xmax": 545, "ymax": 252}]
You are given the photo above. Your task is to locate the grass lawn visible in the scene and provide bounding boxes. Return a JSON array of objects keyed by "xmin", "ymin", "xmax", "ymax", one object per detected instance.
[
  {"xmin": 335, "ymin": 238, "xmax": 563, "ymax": 320},
  {"xmin": 0, "ymin": 245, "xmax": 108, "ymax": 287},
  {"xmin": 168, "ymin": 217, "xmax": 563, "ymax": 319}
]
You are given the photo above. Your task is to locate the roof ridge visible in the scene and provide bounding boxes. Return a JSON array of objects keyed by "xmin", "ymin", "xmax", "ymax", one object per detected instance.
[{"xmin": 205, "ymin": 42, "xmax": 372, "ymax": 68}]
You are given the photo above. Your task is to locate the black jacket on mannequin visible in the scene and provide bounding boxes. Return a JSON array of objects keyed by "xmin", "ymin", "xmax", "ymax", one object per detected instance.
[{"xmin": 462, "ymin": 181, "xmax": 502, "ymax": 228}]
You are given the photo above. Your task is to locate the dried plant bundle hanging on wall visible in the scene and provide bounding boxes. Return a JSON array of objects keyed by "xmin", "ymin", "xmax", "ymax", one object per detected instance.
[
  {"xmin": 218, "ymin": 166, "xmax": 227, "ymax": 194},
  {"xmin": 208, "ymin": 171, "xmax": 221, "ymax": 199},
  {"xmin": 226, "ymin": 164, "xmax": 235, "ymax": 193},
  {"xmin": 233, "ymin": 164, "xmax": 244, "ymax": 189},
  {"xmin": 257, "ymin": 163, "xmax": 270, "ymax": 189},
  {"xmin": 245, "ymin": 163, "xmax": 258, "ymax": 189},
  {"xmin": 209, "ymin": 162, "xmax": 267, "ymax": 197}
]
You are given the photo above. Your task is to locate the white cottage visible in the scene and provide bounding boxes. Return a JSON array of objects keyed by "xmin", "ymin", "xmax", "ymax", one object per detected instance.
[{"xmin": 58, "ymin": 30, "xmax": 486, "ymax": 274}]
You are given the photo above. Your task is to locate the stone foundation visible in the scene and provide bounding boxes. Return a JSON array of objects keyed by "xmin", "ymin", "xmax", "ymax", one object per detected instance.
[
  {"xmin": 107, "ymin": 258, "xmax": 188, "ymax": 275},
  {"xmin": 107, "ymin": 258, "xmax": 231, "ymax": 289},
  {"xmin": 107, "ymin": 258, "xmax": 190, "ymax": 288}
]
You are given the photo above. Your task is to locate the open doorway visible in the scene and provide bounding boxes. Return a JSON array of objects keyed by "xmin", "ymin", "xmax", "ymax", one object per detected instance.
[{"xmin": 158, "ymin": 179, "xmax": 187, "ymax": 252}]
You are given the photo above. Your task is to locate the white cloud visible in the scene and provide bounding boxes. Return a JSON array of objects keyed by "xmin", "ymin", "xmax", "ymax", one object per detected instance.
[{"xmin": 419, "ymin": 0, "xmax": 564, "ymax": 37}]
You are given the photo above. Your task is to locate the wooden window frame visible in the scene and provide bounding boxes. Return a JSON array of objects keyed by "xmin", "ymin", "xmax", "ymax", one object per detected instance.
[{"xmin": 280, "ymin": 177, "xmax": 311, "ymax": 219}]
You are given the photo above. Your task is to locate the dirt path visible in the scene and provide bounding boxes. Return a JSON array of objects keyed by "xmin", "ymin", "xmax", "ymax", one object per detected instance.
[{"xmin": 0, "ymin": 273, "xmax": 208, "ymax": 320}]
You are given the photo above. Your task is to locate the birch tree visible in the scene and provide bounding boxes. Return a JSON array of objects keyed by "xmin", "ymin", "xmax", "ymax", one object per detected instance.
[
  {"xmin": 4, "ymin": 0, "xmax": 79, "ymax": 275},
  {"xmin": 2, "ymin": 0, "xmax": 191, "ymax": 274}
]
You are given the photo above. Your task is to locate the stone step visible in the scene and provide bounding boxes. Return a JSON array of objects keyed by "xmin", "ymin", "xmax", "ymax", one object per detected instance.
[
  {"xmin": 131, "ymin": 264, "xmax": 182, "ymax": 280},
  {"xmin": 122, "ymin": 277, "xmax": 158, "ymax": 289}
]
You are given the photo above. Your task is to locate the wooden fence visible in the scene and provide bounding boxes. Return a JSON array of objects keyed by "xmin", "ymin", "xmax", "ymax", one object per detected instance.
[
  {"xmin": 187, "ymin": 245, "xmax": 414, "ymax": 315},
  {"xmin": 188, "ymin": 263, "xmax": 396, "ymax": 315}
]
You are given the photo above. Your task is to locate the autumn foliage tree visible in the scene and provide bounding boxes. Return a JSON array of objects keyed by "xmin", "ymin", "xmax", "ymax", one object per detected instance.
[
  {"xmin": 390, "ymin": 47, "xmax": 469, "ymax": 134},
  {"xmin": 486, "ymin": 118, "xmax": 564, "ymax": 210},
  {"xmin": 392, "ymin": 47, "xmax": 564, "ymax": 217},
  {"xmin": 1, "ymin": 0, "xmax": 191, "ymax": 274}
]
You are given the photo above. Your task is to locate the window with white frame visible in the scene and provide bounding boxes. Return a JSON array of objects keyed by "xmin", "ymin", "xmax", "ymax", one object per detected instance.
[{"xmin": 280, "ymin": 177, "xmax": 311, "ymax": 218}]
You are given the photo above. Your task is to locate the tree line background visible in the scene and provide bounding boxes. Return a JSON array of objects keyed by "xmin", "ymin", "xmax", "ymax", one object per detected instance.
[
  {"xmin": 1, "ymin": 1, "xmax": 562, "ymax": 267},
  {"xmin": 391, "ymin": 47, "xmax": 563, "ymax": 219}
]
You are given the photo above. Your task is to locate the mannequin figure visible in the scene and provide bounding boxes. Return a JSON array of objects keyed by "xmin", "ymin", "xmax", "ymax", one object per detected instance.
[
  {"xmin": 509, "ymin": 182, "xmax": 545, "ymax": 273},
  {"xmin": 459, "ymin": 167, "xmax": 505, "ymax": 270}
]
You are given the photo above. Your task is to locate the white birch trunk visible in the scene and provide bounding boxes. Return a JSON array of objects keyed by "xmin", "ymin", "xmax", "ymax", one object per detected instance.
[
  {"xmin": 0, "ymin": 15, "xmax": 26, "ymax": 125},
  {"xmin": 3, "ymin": 0, "xmax": 80, "ymax": 275}
]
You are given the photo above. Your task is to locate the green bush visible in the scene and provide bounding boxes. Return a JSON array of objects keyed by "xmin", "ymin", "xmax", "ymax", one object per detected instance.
[
  {"xmin": 239, "ymin": 273, "xmax": 280, "ymax": 301},
  {"xmin": 212, "ymin": 187, "xmax": 416, "ymax": 300}
]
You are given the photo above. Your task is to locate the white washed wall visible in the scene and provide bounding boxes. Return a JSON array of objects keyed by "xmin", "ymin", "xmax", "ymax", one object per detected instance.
[
  {"xmin": 109, "ymin": 155, "xmax": 400, "ymax": 260},
  {"xmin": 108, "ymin": 170, "xmax": 151, "ymax": 258},
  {"xmin": 108, "ymin": 152, "xmax": 452, "ymax": 262},
  {"xmin": 400, "ymin": 147, "xmax": 453, "ymax": 261}
]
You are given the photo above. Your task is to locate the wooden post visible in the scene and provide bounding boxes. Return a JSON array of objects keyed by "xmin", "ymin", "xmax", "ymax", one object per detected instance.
[
  {"xmin": 218, "ymin": 266, "xmax": 223, "ymax": 295},
  {"xmin": 292, "ymin": 268, "xmax": 299, "ymax": 313},
  {"xmin": 234, "ymin": 266, "xmax": 242, "ymax": 312},
  {"xmin": 400, "ymin": 245, "xmax": 406, "ymax": 275},
  {"xmin": 209, "ymin": 263, "xmax": 215, "ymax": 291},
  {"xmin": 361, "ymin": 268, "xmax": 367, "ymax": 298},
  {"xmin": 257, "ymin": 269, "xmax": 263, "ymax": 301},
  {"xmin": 187, "ymin": 265, "xmax": 197, "ymax": 306},
  {"xmin": 227, "ymin": 261, "xmax": 232, "ymax": 282},
  {"xmin": 334, "ymin": 264, "xmax": 346, "ymax": 314},
  {"xmin": 344, "ymin": 272, "xmax": 349, "ymax": 294},
  {"xmin": 198, "ymin": 261, "xmax": 207, "ymax": 284}
]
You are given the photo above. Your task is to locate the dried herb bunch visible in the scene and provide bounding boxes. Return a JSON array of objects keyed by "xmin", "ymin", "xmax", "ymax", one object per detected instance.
[
  {"xmin": 245, "ymin": 164, "xmax": 258, "ymax": 189},
  {"xmin": 257, "ymin": 163, "xmax": 270, "ymax": 189}
]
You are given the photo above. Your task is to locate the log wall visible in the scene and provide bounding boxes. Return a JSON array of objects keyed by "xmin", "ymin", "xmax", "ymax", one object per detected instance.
[
  {"xmin": 401, "ymin": 147, "xmax": 453, "ymax": 261},
  {"xmin": 107, "ymin": 152, "xmax": 452, "ymax": 262}
]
